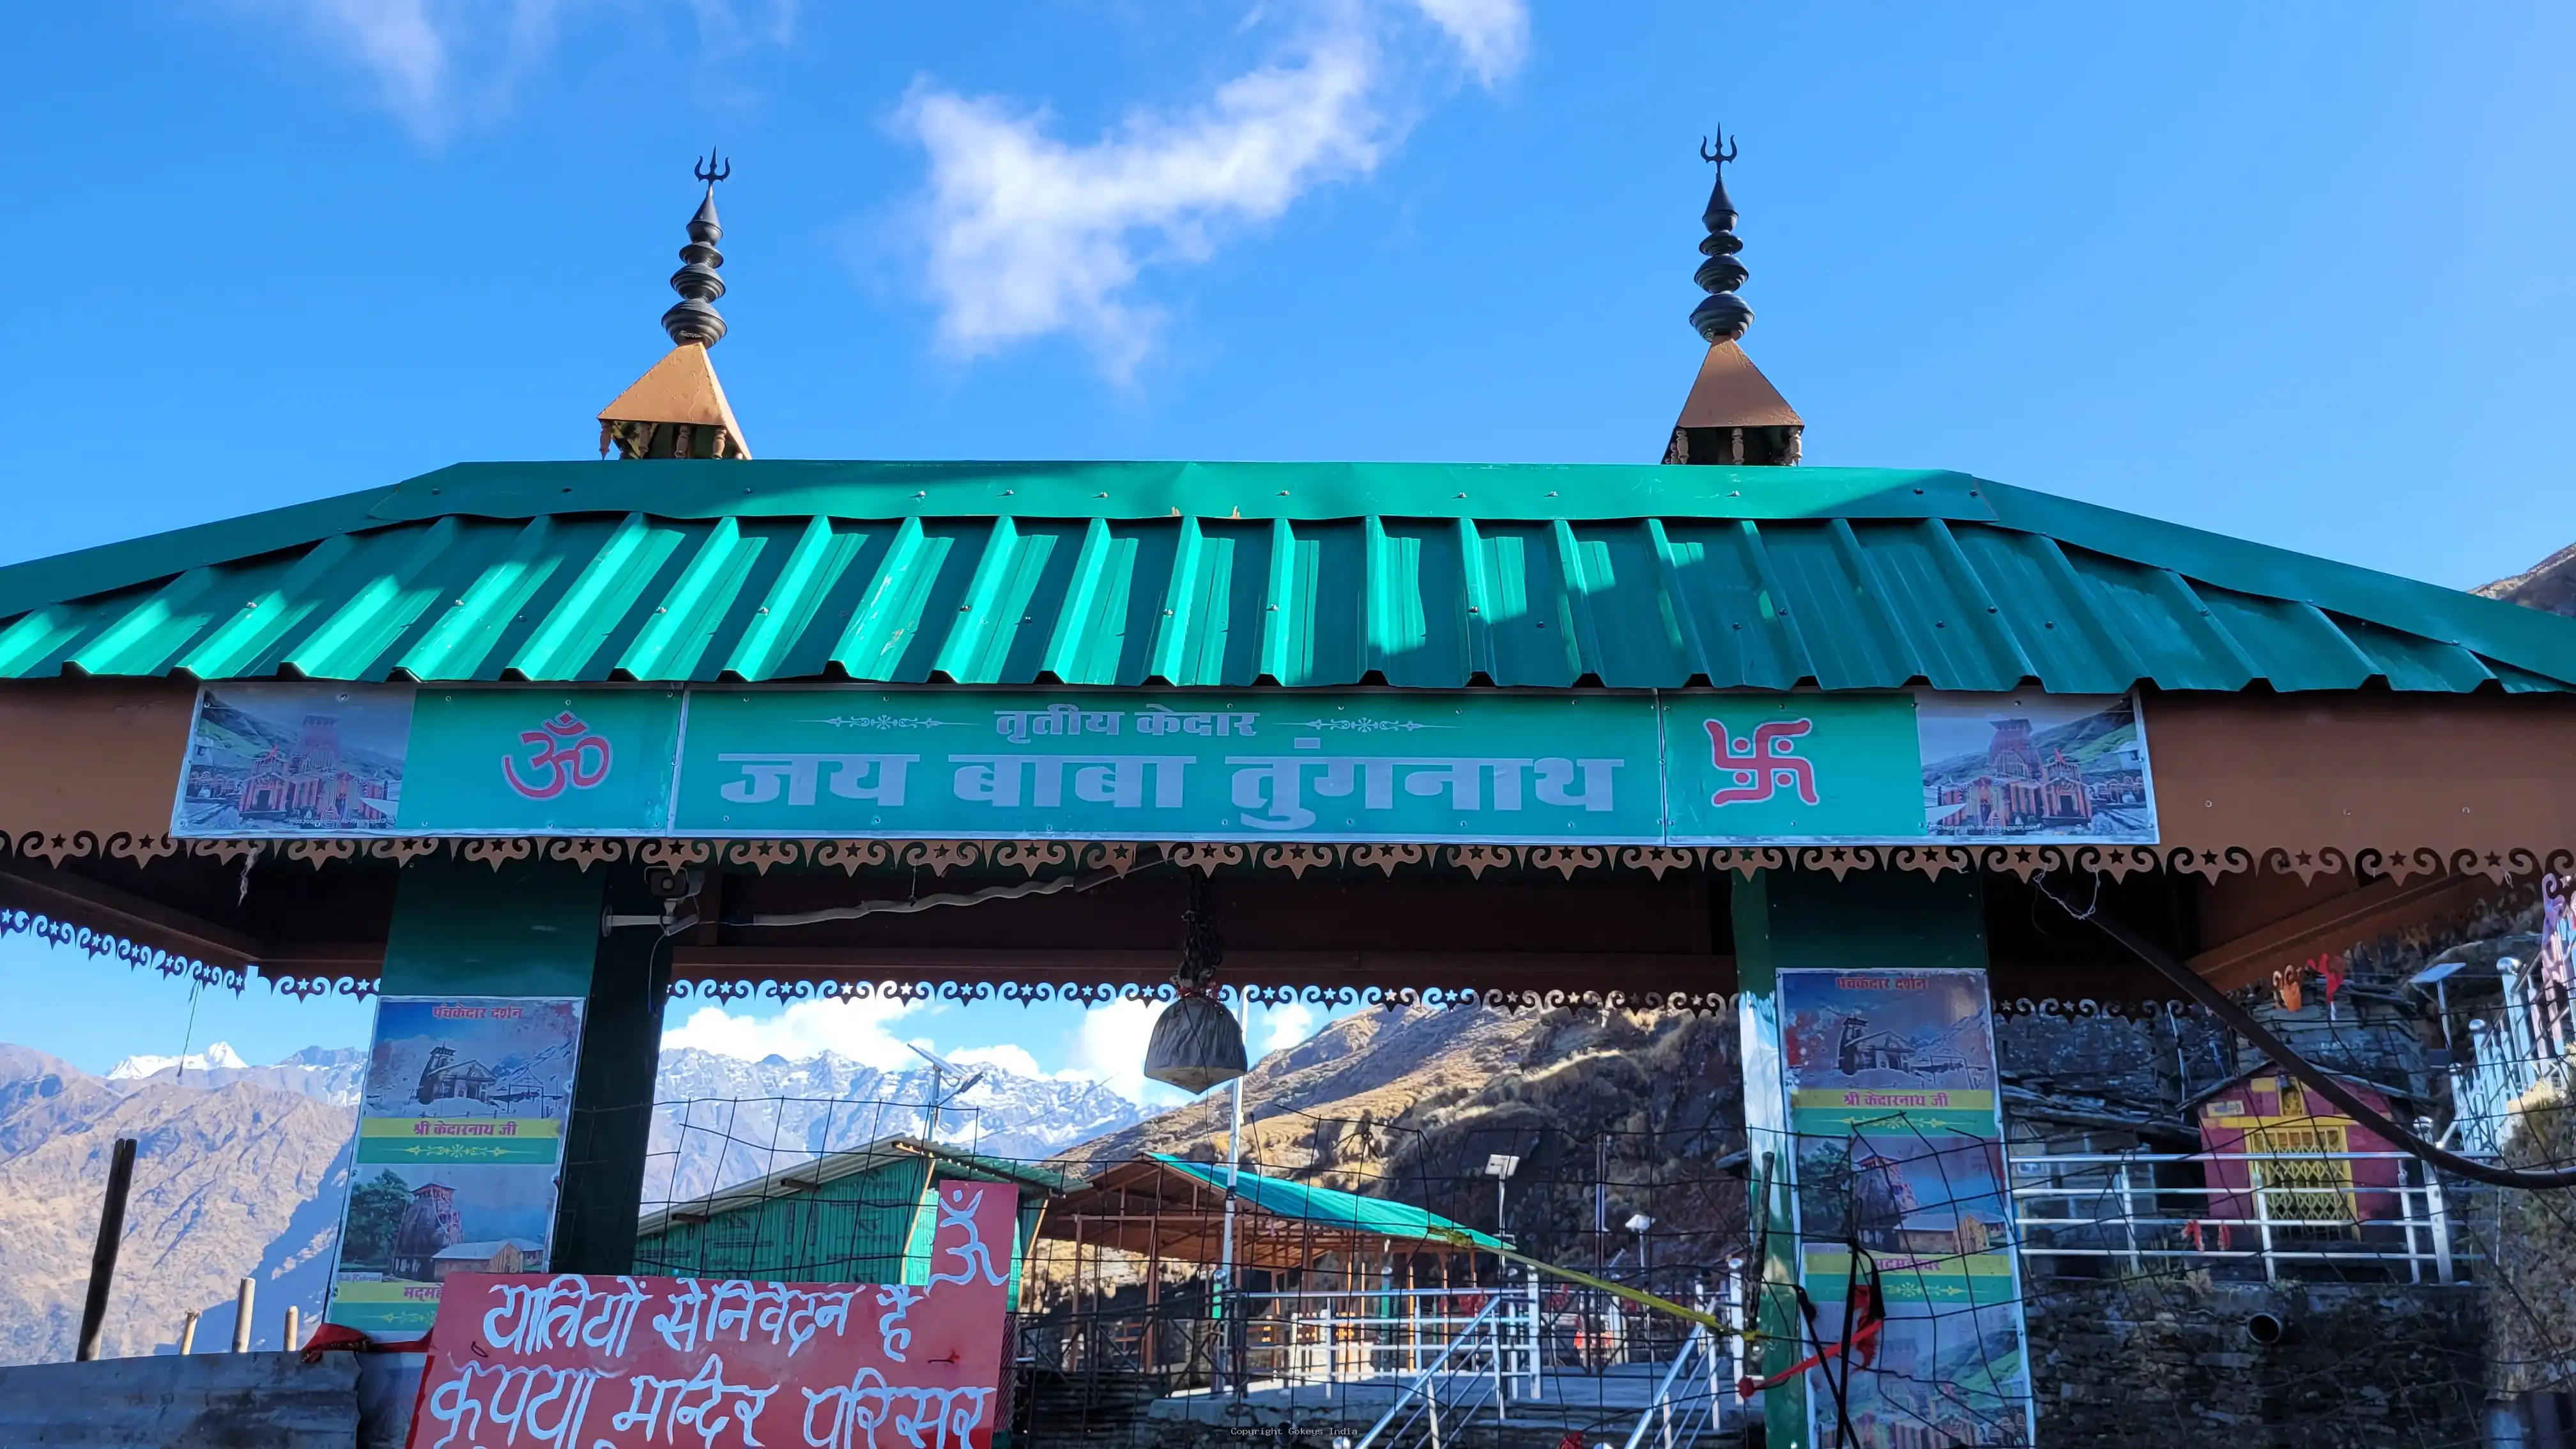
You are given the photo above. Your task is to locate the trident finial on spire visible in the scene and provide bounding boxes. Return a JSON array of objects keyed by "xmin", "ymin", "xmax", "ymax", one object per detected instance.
[
  {"xmin": 663, "ymin": 155, "xmax": 732, "ymax": 348},
  {"xmin": 1688, "ymin": 127, "xmax": 1752, "ymax": 345}
]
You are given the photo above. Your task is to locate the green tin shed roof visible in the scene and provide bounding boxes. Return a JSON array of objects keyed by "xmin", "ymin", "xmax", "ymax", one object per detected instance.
[
  {"xmin": 635, "ymin": 1134, "xmax": 1078, "ymax": 1240},
  {"xmin": 1148, "ymin": 1153, "xmax": 1505, "ymax": 1250},
  {"xmin": 1, "ymin": 459, "xmax": 2568, "ymax": 693}
]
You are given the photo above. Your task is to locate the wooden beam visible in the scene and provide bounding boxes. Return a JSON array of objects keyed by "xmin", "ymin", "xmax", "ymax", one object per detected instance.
[
  {"xmin": 254, "ymin": 941, "xmax": 390, "ymax": 972},
  {"xmin": 2188, "ymin": 871, "xmax": 2502, "ymax": 992},
  {"xmin": 666, "ymin": 946, "xmax": 1736, "ymax": 986},
  {"xmin": 0, "ymin": 861, "xmax": 388, "ymax": 978},
  {"xmin": 0, "ymin": 860, "xmax": 263, "ymax": 969}
]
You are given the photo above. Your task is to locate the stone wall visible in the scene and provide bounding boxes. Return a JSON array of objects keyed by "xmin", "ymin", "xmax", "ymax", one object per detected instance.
[
  {"xmin": 2024, "ymin": 1276, "xmax": 2484, "ymax": 1446},
  {"xmin": 0, "ymin": 1350, "xmax": 360, "ymax": 1448},
  {"xmin": 1995, "ymin": 1010, "xmax": 2203, "ymax": 1114}
]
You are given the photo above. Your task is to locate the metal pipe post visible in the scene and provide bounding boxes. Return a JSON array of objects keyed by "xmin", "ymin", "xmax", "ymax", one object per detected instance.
[
  {"xmin": 1218, "ymin": 991, "xmax": 1247, "ymax": 1397},
  {"xmin": 231, "ymin": 1278, "xmax": 256, "ymax": 1353},
  {"xmin": 2113, "ymin": 1160, "xmax": 2143, "ymax": 1275},
  {"xmin": 178, "ymin": 1310, "xmax": 200, "ymax": 1355},
  {"xmin": 2419, "ymin": 1116, "xmax": 2457, "ymax": 1285},
  {"xmin": 284, "ymin": 1306, "xmax": 301, "ymax": 1352},
  {"xmin": 2251, "ymin": 1174, "xmax": 2278, "ymax": 1286},
  {"xmin": 1526, "ymin": 1270, "xmax": 1542, "ymax": 1399},
  {"xmin": 75, "ymin": 1136, "xmax": 139, "ymax": 1362},
  {"xmin": 1722, "ymin": 1258, "xmax": 1745, "ymax": 1425}
]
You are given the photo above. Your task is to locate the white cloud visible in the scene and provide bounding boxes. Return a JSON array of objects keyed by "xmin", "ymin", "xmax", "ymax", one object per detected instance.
[
  {"xmin": 1411, "ymin": 0, "xmax": 1528, "ymax": 84},
  {"xmin": 1057, "ymin": 997, "xmax": 1205, "ymax": 1107},
  {"xmin": 949, "ymin": 1043, "xmax": 1044, "ymax": 1079},
  {"xmin": 661, "ymin": 995, "xmax": 925, "ymax": 1070},
  {"xmin": 898, "ymin": 0, "xmax": 1528, "ymax": 376},
  {"xmin": 661, "ymin": 996, "xmax": 1213, "ymax": 1108},
  {"xmin": 263, "ymin": 0, "xmax": 795, "ymax": 142},
  {"xmin": 1260, "ymin": 1000, "xmax": 1319, "ymax": 1054}
]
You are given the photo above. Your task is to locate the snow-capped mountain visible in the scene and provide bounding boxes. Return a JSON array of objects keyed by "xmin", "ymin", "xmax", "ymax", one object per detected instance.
[
  {"xmin": 645, "ymin": 1047, "xmax": 1146, "ymax": 1206},
  {"xmin": 105, "ymin": 1041, "xmax": 249, "ymax": 1078},
  {"xmin": 104, "ymin": 1043, "xmax": 364, "ymax": 1106},
  {"xmin": 0, "ymin": 1044, "xmax": 353, "ymax": 1365}
]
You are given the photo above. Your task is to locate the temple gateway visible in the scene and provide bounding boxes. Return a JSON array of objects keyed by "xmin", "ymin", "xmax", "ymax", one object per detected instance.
[{"xmin": 4, "ymin": 149, "xmax": 2573, "ymax": 1447}]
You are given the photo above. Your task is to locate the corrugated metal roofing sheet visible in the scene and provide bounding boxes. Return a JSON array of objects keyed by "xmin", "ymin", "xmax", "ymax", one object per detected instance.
[
  {"xmin": 1150, "ymin": 1154, "xmax": 1505, "ymax": 1248},
  {"xmin": 1, "ymin": 461, "xmax": 2568, "ymax": 693}
]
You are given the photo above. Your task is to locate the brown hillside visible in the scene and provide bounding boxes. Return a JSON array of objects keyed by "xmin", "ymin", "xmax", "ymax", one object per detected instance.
[
  {"xmin": 1062, "ymin": 1005, "xmax": 1748, "ymax": 1280},
  {"xmin": 0, "ymin": 1053, "xmax": 351, "ymax": 1365}
]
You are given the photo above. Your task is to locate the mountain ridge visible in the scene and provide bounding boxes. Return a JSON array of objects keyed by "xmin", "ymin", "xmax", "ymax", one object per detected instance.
[{"xmin": 0, "ymin": 1038, "xmax": 1153, "ymax": 1363}]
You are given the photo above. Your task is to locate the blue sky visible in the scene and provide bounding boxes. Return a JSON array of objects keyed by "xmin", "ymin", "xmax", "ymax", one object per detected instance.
[{"xmin": 3, "ymin": 2, "xmax": 2572, "ymax": 1088}]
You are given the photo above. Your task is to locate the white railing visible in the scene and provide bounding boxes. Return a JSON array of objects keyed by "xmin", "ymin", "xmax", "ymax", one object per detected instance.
[
  {"xmin": 1349, "ymin": 1295, "xmax": 1513, "ymax": 1449},
  {"xmin": 2009, "ymin": 1148, "xmax": 2464, "ymax": 1284},
  {"xmin": 1237, "ymin": 1284, "xmax": 1541, "ymax": 1399},
  {"xmin": 1619, "ymin": 1321, "xmax": 1732, "ymax": 1449},
  {"xmin": 2450, "ymin": 955, "xmax": 2567, "ymax": 1160}
]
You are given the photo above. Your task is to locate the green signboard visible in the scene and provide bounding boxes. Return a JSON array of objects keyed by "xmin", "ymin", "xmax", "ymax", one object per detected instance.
[
  {"xmin": 402, "ymin": 688, "xmax": 684, "ymax": 834},
  {"xmin": 675, "ymin": 689, "xmax": 1665, "ymax": 841},
  {"xmin": 172, "ymin": 684, "xmax": 2157, "ymax": 846},
  {"xmin": 1664, "ymin": 693, "xmax": 1923, "ymax": 842}
]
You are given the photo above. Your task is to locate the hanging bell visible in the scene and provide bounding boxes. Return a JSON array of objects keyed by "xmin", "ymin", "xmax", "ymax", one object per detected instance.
[
  {"xmin": 1145, "ymin": 873, "xmax": 1248, "ymax": 1093},
  {"xmin": 1143, "ymin": 992, "xmax": 1248, "ymax": 1093}
]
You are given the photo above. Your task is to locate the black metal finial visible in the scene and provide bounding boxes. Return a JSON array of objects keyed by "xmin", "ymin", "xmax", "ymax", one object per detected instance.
[
  {"xmin": 1689, "ymin": 127, "xmax": 1752, "ymax": 346},
  {"xmin": 662, "ymin": 150, "xmax": 731, "ymax": 348}
]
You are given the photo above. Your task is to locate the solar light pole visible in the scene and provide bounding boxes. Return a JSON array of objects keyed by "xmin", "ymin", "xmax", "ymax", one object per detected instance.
[
  {"xmin": 1485, "ymin": 1154, "xmax": 1521, "ymax": 1242},
  {"xmin": 908, "ymin": 1043, "xmax": 986, "ymax": 1144},
  {"xmin": 1627, "ymin": 1212, "xmax": 1654, "ymax": 1288}
]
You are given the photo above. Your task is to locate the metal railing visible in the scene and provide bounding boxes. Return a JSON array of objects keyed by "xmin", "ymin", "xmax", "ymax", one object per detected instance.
[
  {"xmin": 2450, "ymin": 954, "xmax": 2566, "ymax": 1160},
  {"xmin": 1236, "ymin": 1284, "xmax": 1542, "ymax": 1399},
  {"xmin": 1619, "ymin": 1321, "xmax": 1732, "ymax": 1449},
  {"xmin": 2009, "ymin": 1148, "xmax": 2467, "ymax": 1284},
  {"xmin": 1350, "ymin": 1295, "xmax": 1512, "ymax": 1449}
]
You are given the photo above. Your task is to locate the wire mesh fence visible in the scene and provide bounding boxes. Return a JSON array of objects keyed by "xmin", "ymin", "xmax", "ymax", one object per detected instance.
[{"xmin": 592, "ymin": 874, "xmax": 2576, "ymax": 1448}]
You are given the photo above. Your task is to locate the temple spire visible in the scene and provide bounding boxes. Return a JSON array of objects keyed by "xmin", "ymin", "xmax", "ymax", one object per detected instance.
[
  {"xmin": 1687, "ymin": 129, "xmax": 1751, "ymax": 345},
  {"xmin": 1664, "ymin": 128, "xmax": 1801, "ymax": 467},
  {"xmin": 661, "ymin": 150, "xmax": 731, "ymax": 349},
  {"xmin": 598, "ymin": 154, "xmax": 751, "ymax": 461}
]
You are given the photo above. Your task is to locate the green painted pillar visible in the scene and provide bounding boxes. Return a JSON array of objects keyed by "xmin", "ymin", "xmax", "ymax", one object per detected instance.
[
  {"xmin": 552, "ymin": 867, "xmax": 675, "ymax": 1273},
  {"xmin": 379, "ymin": 855, "xmax": 604, "ymax": 998},
  {"xmin": 1731, "ymin": 866, "xmax": 1988, "ymax": 1449},
  {"xmin": 378, "ymin": 855, "xmax": 670, "ymax": 1274}
]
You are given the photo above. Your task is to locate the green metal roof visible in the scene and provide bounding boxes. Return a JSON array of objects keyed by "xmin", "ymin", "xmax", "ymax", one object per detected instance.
[
  {"xmin": 634, "ymin": 1134, "xmax": 1079, "ymax": 1240},
  {"xmin": 1148, "ymin": 1153, "xmax": 1504, "ymax": 1249},
  {"xmin": 1, "ymin": 459, "xmax": 2568, "ymax": 693}
]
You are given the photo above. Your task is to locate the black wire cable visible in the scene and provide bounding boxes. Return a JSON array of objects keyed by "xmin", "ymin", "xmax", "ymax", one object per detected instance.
[{"xmin": 2033, "ymin": 875, "xmax": 2576, "ymax": 1190}]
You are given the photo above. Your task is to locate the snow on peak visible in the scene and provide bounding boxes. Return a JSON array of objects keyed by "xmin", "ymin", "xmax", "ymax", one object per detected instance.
[{"xmin": 105, "ymin": 1041, "xmax": 249, "ymax": 1078}]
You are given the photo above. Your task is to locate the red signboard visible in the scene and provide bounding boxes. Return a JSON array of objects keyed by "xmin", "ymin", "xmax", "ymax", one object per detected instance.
[{"xmin": 408, "ymin": 1179, "xmax": 1015, "ymax": 1449}]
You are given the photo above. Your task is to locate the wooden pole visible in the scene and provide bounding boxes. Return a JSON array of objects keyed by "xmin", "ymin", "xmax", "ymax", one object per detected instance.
[
  {"xmin": 231, "ymin": 1278, "xmax": 256, "ymax": 1353},
  {"xmin": 75, "ymin": 1137, "xmax": 138, "ymax": 1361}
]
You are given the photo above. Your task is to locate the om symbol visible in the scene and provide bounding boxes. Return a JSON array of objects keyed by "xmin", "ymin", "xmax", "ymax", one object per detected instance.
[{"xmin": 502, "ymin": 712, "xmax": 613, "ymax": 800}]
